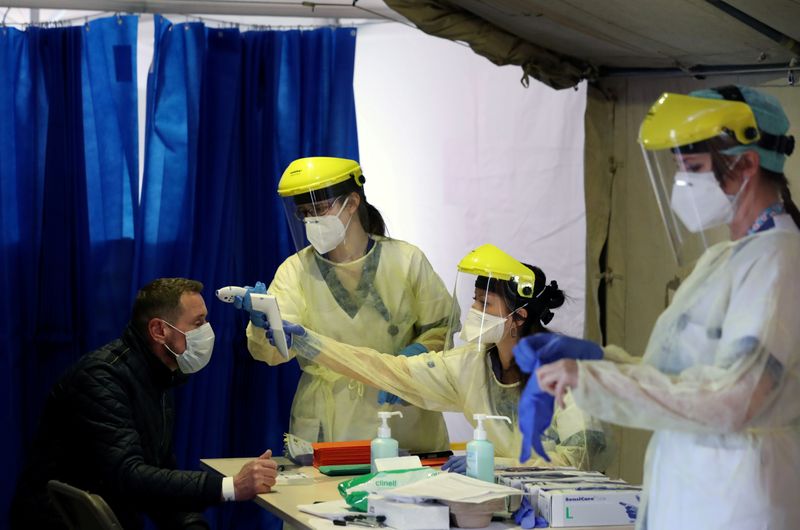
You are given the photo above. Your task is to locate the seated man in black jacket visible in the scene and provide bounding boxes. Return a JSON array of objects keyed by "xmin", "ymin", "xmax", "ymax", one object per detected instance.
[{"xmin": 10, "ymin": 277, "xmax": 278, "ymax": 529}]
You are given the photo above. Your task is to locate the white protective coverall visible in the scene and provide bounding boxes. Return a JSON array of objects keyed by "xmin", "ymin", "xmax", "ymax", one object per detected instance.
[
  {"xmin": 247, "ymin": 236, "xmax": 451, "ymax": 452},
  {"xmin": 571, "ymin": 214, "xmax": 800, "ymax": 530},
  {"xmin": 290, "ymin": 329, "xmax": 614, "ymax": 470}
]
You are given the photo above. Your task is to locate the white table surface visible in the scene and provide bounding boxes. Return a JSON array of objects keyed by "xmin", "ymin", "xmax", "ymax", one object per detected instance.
[{"xmin": 200, "ymin": 458, "xmax": 634, "ymax": 530}]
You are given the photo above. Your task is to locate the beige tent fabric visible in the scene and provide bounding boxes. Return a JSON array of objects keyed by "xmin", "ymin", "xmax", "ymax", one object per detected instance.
[
  {"xmin": 384, "ymin": 0, "xmax": 594, "ymax": 90},
  {"xmin": 582, "ymin": 86, "xmax": 627, "ymax": 480},
  {"xmin": 585, "ymin": 74, "xmax": 800, "ymax": 483},
  {"xmin": 582, "ymin": 86, "xmax": 616, "ymax": 345}
]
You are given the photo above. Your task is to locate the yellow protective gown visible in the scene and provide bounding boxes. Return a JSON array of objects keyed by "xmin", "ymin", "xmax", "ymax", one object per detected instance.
[
  {"xmin": 290, "ymin": 329, "xmax": 613, "ymax": 471},
  {"xmin": 571, "ymin": 215, "xmax": 800, "ymax": 530},
  {"xmin": 247, "ymin": 236, "xmax": 451, "ymax": 452}
]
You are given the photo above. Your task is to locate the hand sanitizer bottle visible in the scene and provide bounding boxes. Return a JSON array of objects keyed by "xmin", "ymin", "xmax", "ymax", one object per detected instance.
[
  {"xmin": 371, "ymin": 411, "xmax": 403, "ymax": 473},
  {"xmin": 466, "ymin": 414, "xmax": 511, "ymax": 482}
]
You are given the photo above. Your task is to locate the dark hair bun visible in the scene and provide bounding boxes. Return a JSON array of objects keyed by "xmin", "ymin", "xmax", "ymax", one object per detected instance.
[{"xmin": 543, "ymin": 280, "xmax": 565, "ymax": 310}]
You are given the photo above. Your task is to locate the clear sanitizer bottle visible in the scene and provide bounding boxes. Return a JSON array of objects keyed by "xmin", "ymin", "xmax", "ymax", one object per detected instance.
[
  {"xmin": 466, "ymin": 413, "xmax": 512, "ymax": 482},
  {"xmin": 371, "ymin": 411, "xmax": 403, "ymax": 473}
]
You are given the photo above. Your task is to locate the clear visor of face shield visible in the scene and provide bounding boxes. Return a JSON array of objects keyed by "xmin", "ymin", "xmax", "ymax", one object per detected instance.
[
  {"xmin": 281, "ymin": 190, "xmax": 351, "ymax": 254},
  {"xmin": 641, "ymin": 143, "xmax": 736, "ymax": 267},
  {"xmin": 443, "ymin": 270, "xmax": 519, "ymax": 353}
]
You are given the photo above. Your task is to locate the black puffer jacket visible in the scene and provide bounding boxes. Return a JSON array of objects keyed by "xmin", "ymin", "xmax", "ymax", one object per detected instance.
[{"xmin": 10, "ymin": 325, "xmax": 223, "ymax": 529}]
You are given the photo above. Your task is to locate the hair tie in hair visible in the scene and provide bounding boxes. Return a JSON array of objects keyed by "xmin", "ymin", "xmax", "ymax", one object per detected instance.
[{"xmin": 543, "ymin": 281, "xmax": 561, "ymax": 306}]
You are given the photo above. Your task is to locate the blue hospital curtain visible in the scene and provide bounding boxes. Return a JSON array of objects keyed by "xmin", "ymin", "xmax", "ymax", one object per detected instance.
[
  {"xmin": 139, "ymin": 16, "xmax": 359, "ymax": 529},
  {"xmin": 0, "ymin": 16, "xmax": 138, "ymax": 524}
]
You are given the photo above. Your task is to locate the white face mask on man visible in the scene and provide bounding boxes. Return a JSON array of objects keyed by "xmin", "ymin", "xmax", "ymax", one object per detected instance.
[
  {"xmin": 670, "ymin": 165, "xmax": 748, "ymax": 233},
  {"xmin": 161, "ymin": 320, "xmax": 215, "ymax": 374},
  {"xmin": 304, "ymin": 197, "xmax": 352, "ymax": 255}
]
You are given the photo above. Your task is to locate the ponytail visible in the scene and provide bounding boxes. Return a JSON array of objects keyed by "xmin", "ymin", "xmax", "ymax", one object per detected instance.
[
  {"xmin": 356, "ymin": 195, "xmax": 387, "ymax": 236},
  {"xmin": 780, "ymin": 181, "xmax": 800, "ymax": 230},
  {"xmin": 762, "ymin": 168, "xmax": 800, "ymax": 230},
  {"xmin": 365, "ymin": 201, "xmax": 387, "ymax": 236}
]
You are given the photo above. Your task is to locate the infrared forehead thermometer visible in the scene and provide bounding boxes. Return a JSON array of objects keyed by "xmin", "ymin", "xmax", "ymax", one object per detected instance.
[{"xmin": 215, "ymin": 286, "xmax": 290, "ymax": 359}]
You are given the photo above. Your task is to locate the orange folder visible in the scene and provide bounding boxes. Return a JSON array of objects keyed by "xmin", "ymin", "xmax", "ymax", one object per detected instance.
[{"xmin": 311, "ymin": 440, "xmax": 372, "ymax": 468}]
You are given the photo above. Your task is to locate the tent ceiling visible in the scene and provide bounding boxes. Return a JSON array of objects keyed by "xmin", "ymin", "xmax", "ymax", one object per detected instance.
[
  {"xmin": 448, "ymin": 0, "xmax": 799, "ymax": 70},
  {"xmin": 384, "ymin": 0, "xmax": 800, "ymax": 88}
]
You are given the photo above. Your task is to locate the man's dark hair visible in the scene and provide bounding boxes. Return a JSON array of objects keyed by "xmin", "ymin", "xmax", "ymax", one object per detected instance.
[{"xmin": 131, "ymin": 278, "xmax": 203, "ymax": 338}]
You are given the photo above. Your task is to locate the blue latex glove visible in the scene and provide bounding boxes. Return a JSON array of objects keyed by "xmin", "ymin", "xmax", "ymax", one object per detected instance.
[
  {"xmin": 619, "ymin": 500, "xmax": 638, "ymax": 521},
  {"xmin": 233, "ymin": 282, "xmax": 268, "ymax": 328},
  {"xmin": 513, "ymin": 495, "xmax": 549, "ymax": 528},
  {"xmin": 513, "ymin": 333, "xmax": 603, "ymax": 462},
  {"xmin": 266, "ymin": 320, "xmax": 306, "ymax": 350},
  {"xmin": 441, "ymin": 455, "xmax": 467, "ymax": 474},
  {"xmin": 377, "ymin": 342, "xmax": 428, "ymax": 405},
  {"xmin": 517, "ymin": 378, "xmax": 556, "ymax": 463}
]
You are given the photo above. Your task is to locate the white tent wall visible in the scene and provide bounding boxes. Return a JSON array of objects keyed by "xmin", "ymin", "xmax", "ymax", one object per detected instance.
[
  {"xmin": 353, "ymin": 22, "xmax": 588, "ymax": 443},
  {"xmin": 585, "ymin": 74, "xmax": 800, "ymax": 483}
]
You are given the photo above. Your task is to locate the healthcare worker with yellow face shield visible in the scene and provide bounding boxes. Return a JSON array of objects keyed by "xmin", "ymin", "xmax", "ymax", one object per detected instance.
[
  {"xmin": 246, "ymin": 244, "xmax": 613, "ymax": 471},
  {"xmin": 524, "ymin": 86, "xmax": 800, "ymax": 530},
  {"xmin": 242, "ymin": 157, "xmax": 451, "ymax": 453}
]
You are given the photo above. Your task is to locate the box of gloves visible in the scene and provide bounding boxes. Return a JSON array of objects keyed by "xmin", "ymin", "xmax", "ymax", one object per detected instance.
[
  {"xmin": 496, "ymin": 467, "xmax": 640, "ymax": 527},
  {"xmin": 536, "ymin": 486, "xmax": 640, "ymax": 527}
]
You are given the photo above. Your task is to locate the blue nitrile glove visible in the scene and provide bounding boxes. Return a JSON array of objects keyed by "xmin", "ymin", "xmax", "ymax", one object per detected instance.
[
  {"xmin": 514, "ymin": 333, "xmax": 603, "ymax": 462},
  {"xmin": 233, "ymin": 282, "xmax": 268, "ymax": 328},
  {"xmin": 619, "ymin": 495, "xmax": 640, "ymax": 522},
  {"xmin": 513, "ymin": 495, "xmax": 549, "ymax": 528},
  {"xmin": 441, "ymin": 455, "xmax": 467, "ymax": 474},
  {"xmin": 517, "ymin": 334, "xmax": 604, "ymax": 365},
  {"xmin": 620, "ymin": 501, "xmax": 638, "ymax": 521},
  {"xmin": 266, "ymin": 320, "xmax": 306, "ymax": 350},
  {"xmin": 377, "ymin": 342, "xmax": 428, "ymax": 405},
  {"xmin": 517, "ymin": 377, "xmax": 555, "ymax": 463}
]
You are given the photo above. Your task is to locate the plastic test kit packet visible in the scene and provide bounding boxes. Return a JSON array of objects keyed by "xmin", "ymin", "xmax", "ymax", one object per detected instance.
[{"xmin": 338, "ymin": 468, "xmax": 440, "ymax": 512}]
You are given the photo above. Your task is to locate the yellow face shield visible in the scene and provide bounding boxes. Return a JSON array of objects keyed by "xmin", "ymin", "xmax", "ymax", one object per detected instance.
[
  {"xmin": 277, "ymin": 157, "xmax": 365, "ymax": 253},
  {"xmin": 637, "ymin": 93, "xmax": 757, "ymax": 266},
  {"xmin": 639, "ymin": 93, "xmax": 760, "ymax": 151},
  {"xmin": 278, "ymin": 157, "xmax": 364, "ymax": 198},
  {"xmin": 443, "ymin": 245, "xmax": 535, "ymax": 353}
]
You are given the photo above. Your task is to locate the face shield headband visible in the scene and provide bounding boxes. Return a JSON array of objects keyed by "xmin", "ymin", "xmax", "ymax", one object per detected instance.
[{"xmin": 290, "ymin": 178, "xmax": 366, "ymax": 212}]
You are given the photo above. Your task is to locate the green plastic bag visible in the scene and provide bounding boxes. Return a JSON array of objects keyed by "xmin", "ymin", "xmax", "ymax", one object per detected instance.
[{"xmin": 337, "ymin": 468, "xmax": 440, "ymax": 512}]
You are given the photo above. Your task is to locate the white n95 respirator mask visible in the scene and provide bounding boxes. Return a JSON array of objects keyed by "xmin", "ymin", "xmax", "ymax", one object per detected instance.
[
  {"xmin": 162, "ymin": 320, "xmax": 215, "ymax": 374},
  {"xmin": 670, "ymin": 171, "xmax": 735, "ymax": 233},
  {"xmin": 304, "ymin": 197, "xmax": 352, "ymax": 255},
  {"xmin": 459, "ymin": 308, "xmax": 508, "ymax": 345}
]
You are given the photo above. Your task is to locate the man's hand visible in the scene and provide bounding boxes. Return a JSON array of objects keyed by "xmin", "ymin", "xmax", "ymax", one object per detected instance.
[{"xmin": 233, "ymin": 449, "xmax": 279, "ymax": 500}]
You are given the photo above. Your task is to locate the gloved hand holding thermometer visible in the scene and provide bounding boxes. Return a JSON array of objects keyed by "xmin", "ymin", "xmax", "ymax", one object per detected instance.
[{"xmin": 216, "ymin": 284, "xmax": 296, "ymax": 358}]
